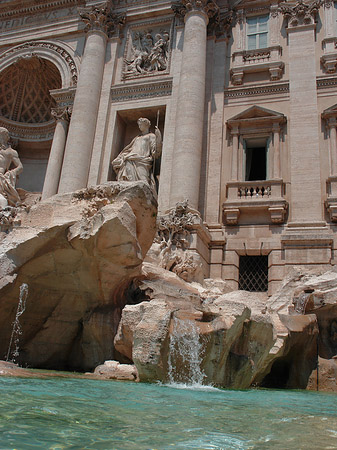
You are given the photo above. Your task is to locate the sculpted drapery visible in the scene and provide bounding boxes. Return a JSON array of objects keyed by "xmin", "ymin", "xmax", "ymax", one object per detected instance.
[{"xmin": 112, "ymin": 117, "xmax": 162, "ymax": 192}]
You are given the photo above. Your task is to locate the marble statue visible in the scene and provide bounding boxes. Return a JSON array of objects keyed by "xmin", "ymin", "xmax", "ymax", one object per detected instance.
[
  {"xmin": 0, "ymin": 127, "xmax": 23, "ymax": 209},
  {"xmin": 112, "ymin": 117, "xmax": 162, "ymax": 192}
]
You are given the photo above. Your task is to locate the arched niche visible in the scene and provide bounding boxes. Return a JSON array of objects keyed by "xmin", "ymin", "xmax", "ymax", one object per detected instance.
[{"xmin": 0, "ymin": 54, "xmax": 64, "ymax": 192}]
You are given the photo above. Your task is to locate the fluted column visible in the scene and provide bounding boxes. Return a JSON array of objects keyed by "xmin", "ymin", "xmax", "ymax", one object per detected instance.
[
  {"xmin": 58, "ymin": 3, "xmax": 124, "ymax": 194},
  {"xmin": 42, "ymin": 106, "xmax": 71, "ymax": 199},
  {"xmin": 169, "ymin": 0, "xmax": 219, "ymax": 211},
  {"xmin": 328, "ymin": 118, "xmax": 337, "ymax": 175},
  {"xmin": 231, "ymin": 127, "xmax": 239, "ymax": 181}
]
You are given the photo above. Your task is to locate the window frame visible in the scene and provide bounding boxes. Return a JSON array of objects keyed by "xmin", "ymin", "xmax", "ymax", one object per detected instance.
[{"xmin": 246, "ymin": 14, "xmax": 269, "ymax": 51}]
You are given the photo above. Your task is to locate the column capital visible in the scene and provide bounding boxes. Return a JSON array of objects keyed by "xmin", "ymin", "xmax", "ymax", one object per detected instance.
[
  {"xmin": 209, "ymin": 9, "xmax": 234, "ymax": 40},
  {"xmin": 172, "ymin": 0, "xmax": 219, "ymax": 23},
  {"xmin": 51, "ymin": 105, "xmax": 72, "ymax": 122},
  {"xmin": 280, "ymin": 0, "xmax": 321, "ymax": 28},
  {"xmin": 79, "ymin": 2, "xmax": 126, "ymax": 38}
]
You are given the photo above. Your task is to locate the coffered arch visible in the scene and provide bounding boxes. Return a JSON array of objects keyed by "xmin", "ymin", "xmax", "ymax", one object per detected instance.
[{"xmin": 0, "ymin": 40, "xmax": 79, "ymax": 88}]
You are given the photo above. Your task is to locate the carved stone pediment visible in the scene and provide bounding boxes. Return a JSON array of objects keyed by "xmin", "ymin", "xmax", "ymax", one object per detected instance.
[
  {"xmin": 227, "ymin": 105, "xmax": 286, "ymax": 129},
  {"xmin": 322, "ymin": 104, "xmax": 337, "ymax": 121}
]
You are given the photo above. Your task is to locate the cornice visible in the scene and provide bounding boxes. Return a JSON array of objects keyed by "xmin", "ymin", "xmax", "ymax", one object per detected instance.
[
  {"xmin": 0, "ymin": 0, "xmax": 85, "ymax": 20},
  {"xmin": 224, "ymin": 82, "xmax": 289, "ymax": 99},
  {"xmin": 111, "ymin": 78, "xmax": 172, "ymax": 102}
]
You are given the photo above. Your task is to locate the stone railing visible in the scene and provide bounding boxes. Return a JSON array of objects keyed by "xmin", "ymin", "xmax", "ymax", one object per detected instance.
[
  {"xmin": 231, "ymin": 45, "xmax": 284, "ymax": 85},
  {"xmin": 223, "ymin": 179, "xmax": 288, "ymax": 225},
  {"xmin": 227, "ymin": 180, "xmax": 284, "ymax": 201}
]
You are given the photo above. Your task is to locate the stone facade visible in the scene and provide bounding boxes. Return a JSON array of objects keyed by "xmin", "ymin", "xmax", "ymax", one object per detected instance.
[{"xmin": 2, "ymin": 0, "xmax": 337, "ymax": 294}]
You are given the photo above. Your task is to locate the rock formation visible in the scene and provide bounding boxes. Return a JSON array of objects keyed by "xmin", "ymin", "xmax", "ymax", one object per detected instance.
[
  {"xmin": 0, "ymin": 181, "xmax": 157, "ymax": 371},
  {"xmin": 1, "ymin": 181, "xmax": 337, "ymax": 390}
]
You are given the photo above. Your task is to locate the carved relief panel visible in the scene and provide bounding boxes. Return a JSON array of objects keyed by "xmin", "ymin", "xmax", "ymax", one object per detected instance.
[{"xmin": 122, "ymin": 20, "xmax": 172, "ymax": 80}]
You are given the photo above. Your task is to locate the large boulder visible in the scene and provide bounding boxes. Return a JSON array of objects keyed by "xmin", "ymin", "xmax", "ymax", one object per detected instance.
[
  {"xmin": 0, "ymin": 182, "xmax": 157, "ymax": 371},
  {"xmin": 115, "ymin": 264, "xmax": 332, "ymax": 389}
]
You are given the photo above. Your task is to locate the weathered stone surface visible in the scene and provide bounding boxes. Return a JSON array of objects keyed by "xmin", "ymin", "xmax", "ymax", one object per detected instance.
[
  {"xmin": 307, "ymin": 357, "xmax": 337, "ymax": 392},
  {"xmin": 93, "ymin": 360, "xmax": 138, "ymax": 381},
  {"xmin": 115, "ymin": 265, "xmax": 337, "ymax": 389},
  {"xmin": 0, "ymin": 181, "xmax": 157, "ymax": 371}
]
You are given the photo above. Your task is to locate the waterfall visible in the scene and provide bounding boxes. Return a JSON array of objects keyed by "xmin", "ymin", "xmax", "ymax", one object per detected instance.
[
  {"xmin": 6, "ymin": 283, "xmax": 29, "ymax": 363},
  {"xmin": 167, "ymin": 317, "xmax": 205, "ymax": 386}
]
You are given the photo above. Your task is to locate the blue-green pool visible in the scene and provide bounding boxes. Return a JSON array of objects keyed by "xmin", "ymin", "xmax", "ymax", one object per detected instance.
[{"xmin": 0, "ymin": 377, "xmax": 336, "ymax": 450}]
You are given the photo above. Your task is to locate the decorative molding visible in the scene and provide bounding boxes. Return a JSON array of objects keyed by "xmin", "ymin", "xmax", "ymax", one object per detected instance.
[
  {"xmin": 0, "ymin": 117, "xmax": 55, "ymax": 141},
  {"xmin": 0, "ymin": 41, "xmax": 78, "ymax": 86},
  {"xmin": 231, "ymin": 46, "xmax": 284, "ymax": 85},
  {"xmin": 0, "ymin": 0, "xmax": 83, "ymax": 20},
  {"xmin": 223, "ymin": 180, "xmax": 288, "ymax": 225},
  {"xmin": 224, "ymin": 82, "xmax": 289, "ymax": 99},
  {"xmin": 208, "ymin": 9, "xmax": 234, "ymax": 40},
  {"xmin": 51, "ymin": 105, "xmax": 72, "ymax": 122},
  {"xmin": 321, "ymin": 54, "xmax": 337, "ymax": 73},
  {"xmin": 111, "ymin": 79, "xmax": 172, "ymax": 102},
  {"xmin": 50, "ymin": 86, "xmax": 76, "ymax": 107},
  {"xmin": 172, "ymin": 0, "xmax": 219, "ymax": 21},
  {"xmin": 317, "ymin": 77, "xmax": 337, "ymax": 90},
  {"xmin": 280, "ymin": 0, "xmax": 322, "ymax": 28},
  {"xmin": 324, "ymin": 0, "xmax": 334, "ymax": 8},
  {"xmin": 79, "ymin": 2, "xmax": 125, "ymax": 38}
]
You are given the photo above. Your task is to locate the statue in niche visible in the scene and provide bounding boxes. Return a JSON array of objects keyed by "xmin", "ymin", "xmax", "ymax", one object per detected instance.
[
  {"xmin": 112, "ymin": 117, "xmax": 162, "ymax": 192},
  {"xmin": 124, "ymin": 30, "xmax": 170, "ymax": 76},
  {"xmin": 0, "ymin": 127, "xmax": 23, "ymax": 209}
]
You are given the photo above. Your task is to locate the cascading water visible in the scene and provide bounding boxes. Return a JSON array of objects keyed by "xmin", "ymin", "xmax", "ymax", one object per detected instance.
[
  {"xmin": 6, "ymin": 283, "xmax": 29, "ymax": 363},
  {"xmin": 167, "ymin": 317, "xmax": 205, "ymax": 386}
]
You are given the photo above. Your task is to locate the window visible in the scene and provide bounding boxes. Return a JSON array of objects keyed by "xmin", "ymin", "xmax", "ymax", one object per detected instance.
[
  {"xmin": 244, "ymin": 137, "xmax": 269, "ymax": 181},
  {"xmin": 247, "ymin": 15, "xmax": 268, "ymax": 50},
  {"xmin": 239, "ymin": 256, "xmax": 268, "ymax": 292}
]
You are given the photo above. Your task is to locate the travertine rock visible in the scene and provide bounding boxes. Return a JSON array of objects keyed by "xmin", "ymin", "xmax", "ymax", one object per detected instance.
[
  {"xmin": 0, "ymin": 181, "xmax": 157, "ymax": 371},
  {"xmin": 115, "ymin": 264, "xmax": 337, "ymax": 389},
  {"xmin": 93, "ymin": 360, "xmax": 138, "ymax": 381}
]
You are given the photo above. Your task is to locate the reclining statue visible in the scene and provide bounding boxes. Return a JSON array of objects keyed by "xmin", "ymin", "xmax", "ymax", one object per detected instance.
[
  {"xmin": 0, "ymin": 127, "xmax": 23, "ymax": 209},
  {"xmin": 112, "ymin": 117, "xmax": 162, "ymax": 193}
]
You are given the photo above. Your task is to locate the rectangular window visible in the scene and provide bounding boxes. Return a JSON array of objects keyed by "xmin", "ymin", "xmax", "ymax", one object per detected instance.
[
  {"xmin": 247, "ymin": 15, "xmax": 269, "ymax": 50},
  {"xmin": 239, "ymin": 256, "xmax": 268, "ymax": 292},
  {"xmin": 244, "ymin": 137, "xmax": 269, "ymax": 181}
]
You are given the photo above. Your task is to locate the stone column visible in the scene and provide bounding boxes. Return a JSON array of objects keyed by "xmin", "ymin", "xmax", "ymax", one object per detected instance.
[
  {"xmin": 169, "ymin": 0, "xmax": 219, "ymax": 211},
  {"xmin": 328, "ymin": 118, "xmax": 337, "ymax": 175},
  {"xmin": 42, "ymin": 106, "xmax": 71, "ymax": 200},
  {"xmin": 231, "ymin": 127, "xmax": 239, "ymax": 181},
  {"xmin": 58, "ymin": 3, "xmax": 124, "ymax": 194},
  {"xmin": 272, "ymin": 123, "xmax": 281, "ymax": 179}
]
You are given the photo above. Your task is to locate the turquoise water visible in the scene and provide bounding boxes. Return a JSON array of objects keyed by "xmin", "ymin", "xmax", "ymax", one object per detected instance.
[{"xmin": 0, "ymin": 377, "xmax": 337, "ymax": 450}]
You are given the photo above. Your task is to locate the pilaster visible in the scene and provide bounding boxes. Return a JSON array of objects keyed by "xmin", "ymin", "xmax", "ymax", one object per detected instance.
[{"xmin": 282, "ymin": 0, "xmax": 323, "ymax": 224}]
